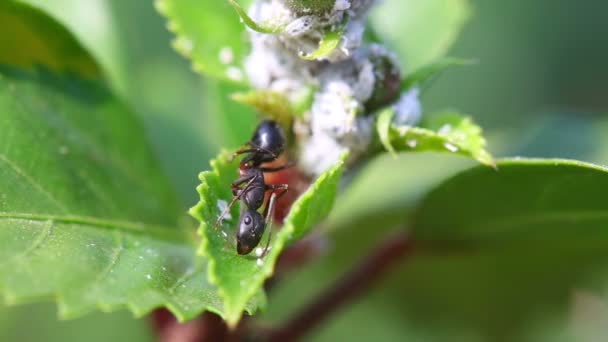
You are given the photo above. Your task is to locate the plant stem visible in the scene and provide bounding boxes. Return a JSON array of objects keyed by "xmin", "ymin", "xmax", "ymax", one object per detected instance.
[
  {"xmin": 267, "ymin": 231, "xmax": 412, "ymax": 341},
  {"xmin": 151, "ymin": 310, "xmax": 228, "ymax": 342}
]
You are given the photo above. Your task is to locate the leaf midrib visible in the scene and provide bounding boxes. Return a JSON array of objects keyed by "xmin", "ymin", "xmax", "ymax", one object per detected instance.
[
  {"xmin": 0, "ymin": 212, "xmax": 190, "ymax": 243},
  {"xmin": 471, "ymin": 209, "xmax": 608, "ymax": 234},
  {"xmin": 419, "ymin": 209, "xmax": 608, "ymax": 239}
]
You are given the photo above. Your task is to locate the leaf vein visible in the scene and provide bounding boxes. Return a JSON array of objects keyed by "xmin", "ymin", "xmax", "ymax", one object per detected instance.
[
  {"xmin": 0, "ymin": 153, "xmax": 69, "ymax": 213},
  {"xmin": 0, "ymin": 219, "xmax": 54, "ymax": 267},
  {"xmin": 0, "ymin": 212, "xmax": 189, "ymax": 243}
]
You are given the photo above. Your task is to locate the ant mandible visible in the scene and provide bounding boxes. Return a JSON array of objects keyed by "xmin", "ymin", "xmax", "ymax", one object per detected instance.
[{"xmin": 215, "ymin": 120, "xmax": 291, "ymax": 256}]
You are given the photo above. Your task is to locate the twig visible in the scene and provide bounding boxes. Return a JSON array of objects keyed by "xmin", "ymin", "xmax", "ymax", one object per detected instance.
[{"xmin": 267, "ymin": 231, "xmax": 412, "ymax": 341}]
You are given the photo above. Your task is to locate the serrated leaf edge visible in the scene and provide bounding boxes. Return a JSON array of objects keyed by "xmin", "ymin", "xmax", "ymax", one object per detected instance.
[
  {"xmin": 155, "ymin": 0, "xmax": 245, "ymax": 84},
  {"xmin": 191, "ymin": 152, "xmax": 346, "ymax": 326}
]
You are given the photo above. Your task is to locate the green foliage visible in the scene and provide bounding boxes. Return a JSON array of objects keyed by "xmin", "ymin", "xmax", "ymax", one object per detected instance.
[
  {"xmin": 155, "ymin": 0, "xmax": 252, "ymax": 83},
  {"xmin": 0, "ymin": 1, "xmax": 240, "ymax": 322},
  {"xmin": 0, "ymin": 303, "xmax": 152, "ymax": 342},
  {"xmin": 370, "ymin": 0, "xmax": 471, "ymax": 71},
  {"xmin": 298, "ymin": 22, "xmax": 346, "ymax": 60},
  {"xmin": 268, "ymin": 159, "xmax": 608, "ymax": 340},
  {"xmin": 0, "ymin": 64, "xmax": 242, "ymax": 320},
  {"xmin": 0, "ymin": 1, "xmax": 101, "ymax": 78},
  {"xmin": 225, "ymin": 0, "xmax": 284, "ymax": 33},
  {"xmin": 190, "ymin": 152, "xmax": 346, "ymax": 326},
  {"xmin": 231, "ymin": 90, "xmax": 296, "ymax": 127},
  {"xmin": 377, "ymin": 109, "xmax": 494, "ymax": 166},
  {"xmin": 399, "ymin": 159, "xmax": 608, "ymax": 339},
  {"xmin": 0, "ymin": 65, "xmax": 244, "ymax": 321},
  {"xmin": 4, "ymin": 0, "xmax": 607, "ymax": 341},
  {"xmin": 401, "ymin": 57, "xmax": 476, "ymax": 91},
  {"xmin": 219, "ymin": 0, "xmax": 345, "ymax": 60}
]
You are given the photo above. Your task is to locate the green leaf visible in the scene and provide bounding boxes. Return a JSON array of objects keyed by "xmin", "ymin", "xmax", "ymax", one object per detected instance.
[
  {"xmin": 376, "ymin": 108, "xmax": 398, "ymax": 156},
  {"xmin": 20, "ymin": 0, "xmax": 126, "ymax": 92},
  {"xmin": 0, "ymin": 3, "xmax": 243, "ymax": 321},
  {"xmin": 156, "ymin": 0, "xmax": 251, "ymax": 83},
  {"xmin": 370, "ymin": 0, "xmax": 471, "ymax": 71},
  {"xmin": 190, "ymin": 152, "xmax": 346, "ymax": 326},
  {"xmin": 398, "ymin": 159, "xmax": 608, "ymax": 338},
  {"xmin": 0, "ymin": 303, "xmax": 152, "ymax": 342},
  {"xmin": 204, "ymin": 79, "xmax": 258, "ymax": 149},
  {"xmin": 401, "ymin": 57, "xmax": 476, "ymax": 91},
  {"xmin": 0, "ymin": 0, "xmax": 102, "ymax": 79},
  {"xmin": 226, "ymin": 0, "xmax": 284, "ymax": 33},
  {"xmin": 299, "ymin": 22, "xmax": 346, "ymax": 61},
  {"xmin": 231, "ymin": 87, "xmax": 315, "ymax": 126},
  {"xmin": 0, "ymin": 65, "xmax": 261, "ymax": 321},
  {"xmin": 269, "ymin": 159, "xmax": 608, "ymax": 340},
  {"xmin": 376, "ymin": 110, "xmax": 494, "ymax": 166},
  {"xmin": 413, "ymin": 158, "xmax": 608, "ymax": 240},
  {"xmin": 231, "ymin": 90, "xmax": 295, "ymax": 127}
]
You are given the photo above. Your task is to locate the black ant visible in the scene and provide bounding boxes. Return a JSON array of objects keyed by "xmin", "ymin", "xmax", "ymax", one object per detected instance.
[{"xmin": 215, "ymin": 120, "xmax": 291, "ymax": 256}]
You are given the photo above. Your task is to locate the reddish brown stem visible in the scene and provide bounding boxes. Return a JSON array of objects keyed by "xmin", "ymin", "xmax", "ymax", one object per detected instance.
[
  {"xmin": 151, "ymin": 311, "xmax": 229, "ymax": 342},
  {"xmin": 267, "ymin": 232, "xmax": 413, "ymax": 341}
]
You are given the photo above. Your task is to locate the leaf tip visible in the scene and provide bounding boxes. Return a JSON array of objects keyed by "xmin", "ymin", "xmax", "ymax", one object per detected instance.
[{"xmin": 376, "ymin": 108, "xmax": 398, "ymax": 157}]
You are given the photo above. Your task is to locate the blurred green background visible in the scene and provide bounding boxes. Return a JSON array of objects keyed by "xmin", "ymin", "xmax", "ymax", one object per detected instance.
[{"xmin": 2, "ymin": 0, "xmax": 607, "ymax": 341}]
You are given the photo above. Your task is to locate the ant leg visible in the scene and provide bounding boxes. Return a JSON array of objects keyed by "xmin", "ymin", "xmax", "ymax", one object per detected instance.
[
  {"xmin": 260, "ymin": 192, "xmax": 277, "ymax": 258},
  {"xmin": 266, "ymin": 184, "xmax": 289, "ymax": 197},
  {"xmin": 231, "ymin": 174, "xmax": 253, "ymax": 196},
  {"xmin": 215, "ymin": 177, "xmax": 256, "ymax": 229},
  {"xmin": 230, "ymin": 143, "xmax": 278, "ymax": 161},
  {"xmin": 260, "ymin": 161, "xmax": 295, "ymax": 173},
  {"xmin": 260, "ymin": 184, "xmax": 289, "ymax": 257}
]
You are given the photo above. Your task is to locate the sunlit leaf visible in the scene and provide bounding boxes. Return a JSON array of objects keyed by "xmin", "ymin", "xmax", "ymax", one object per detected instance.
[
  {"xmin": 376, "ymin": 109, "xmax": 494, "ymax": 166},
  {"xmin": 299, "ymin": 22, "xmax": 346, "ymax": 61},
  {"xmin": 370, "ymin": 0, "xmax": 471, "ymax": 71},
  {"xmin": 0, "ymin": 3, "xmax": 257, "ymax": 320},
  {"xmin": 0, "ymin": 1, "xmax": 101, "ymax": 78},
  {"xmin": 226, "ymin": 0, "xmax": 284, "ymax": 33},
  {"xmin": 190, "ymin": 152, "xmax": 346, "ymax": 326},
  {"xmin": 231, "ymin": 90, "xmax": 295, "ymax": 127},
  {"xmin": 155, "ymin": 0, "xmax": 253, "ymax": 83}
]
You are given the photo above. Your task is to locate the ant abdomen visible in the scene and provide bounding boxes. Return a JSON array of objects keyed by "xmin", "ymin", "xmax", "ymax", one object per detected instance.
[{"xmin": 237, "ymin": 209, "xmax": 265, "ymax": 255}]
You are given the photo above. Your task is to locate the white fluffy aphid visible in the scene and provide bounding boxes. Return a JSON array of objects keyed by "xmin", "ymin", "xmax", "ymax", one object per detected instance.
[
  {"xmin": 299, "ymin": 52, "xmax": 378, "ymax": 175},
  {"xmin": 247, "ymin": 0, "xmax": 377, "ymax": 63},
  {"xmin": 243, "ymin": 0, "xmax": 416, "ymax": 176},
  {"xmin": 392, "ymin": 87, "xmax": 422, "ymax": 127},
  {"xmin": 244, "ymin": 31, "xmax": 317, "ymax": 100}
]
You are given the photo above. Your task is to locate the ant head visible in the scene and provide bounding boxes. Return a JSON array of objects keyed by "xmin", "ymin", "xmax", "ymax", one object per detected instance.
[
  {"xmin": 251, "ymin": 120, "xmax": 286, "ymax": 157},
  {"xmin": 236, "ymin": 209, "xmax": 265, "ymax": 255}
]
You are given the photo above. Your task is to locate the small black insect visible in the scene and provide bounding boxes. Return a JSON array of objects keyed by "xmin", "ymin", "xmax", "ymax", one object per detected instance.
[
  {"xmin": 215, "ymin": 120, "xmax": 290, "ymax": 256},
  {"xmin": 232, "ymin": 120, "xmax": 287, "ymax": 168}
]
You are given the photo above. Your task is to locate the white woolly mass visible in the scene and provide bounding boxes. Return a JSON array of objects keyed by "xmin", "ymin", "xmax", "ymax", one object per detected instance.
[
  {"xmin": 299, "ymin": 133, "xmax": 347, "ymax": 177},
  {"xmin": 318, "ymin": 50, "xmax": 376, "ymax": 102},
  {"xmin": 244, "ymin": 33, "xmax": 316, "ymax": 99},
  {"xmin": 243, "ymin": 0, "xmax": 415, "ymax": 176},
  {"xmin": 334, "ymin": 0, "xmax": 351, "ymax": 11},
  {"xmin": 392, "ymin": 87, "xmax": 422, "ymax": 126},
  {"xmin": 302, "ymin": 76, "xmax": 374, "ymax": 175},
  {"xmin": 312, "ymin": 80, "xmax": 361, "ymax": 136},
  {"xmin": 246, "ymin": 0, "xmax": 377, "ymax": 63}
]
